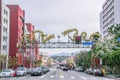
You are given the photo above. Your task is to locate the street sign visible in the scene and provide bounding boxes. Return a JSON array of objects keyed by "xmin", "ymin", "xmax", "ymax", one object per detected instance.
[
  {"xmin": 118, "ymin": 37, "xmax": 120, "ymax": 42},
  {"xmin": 82, "ymin": 41, "xmax": 93, "ymax": 45}
]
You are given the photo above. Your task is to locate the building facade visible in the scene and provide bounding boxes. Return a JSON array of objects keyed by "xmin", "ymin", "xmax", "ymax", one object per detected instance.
[
  {"xmin": 7, "ymin": 5, "xmax": 25, "ymax": 67},
  {"xmin": 100, "ymin": 0, "xmax": 120, "ymax": 38},
  {"xmin": 25, "ymin": 23, "xmax": 36, "ymax": 68},
  {"xmin": 0, "ymin": 0, "xmax": 10, "ymax": 69}
]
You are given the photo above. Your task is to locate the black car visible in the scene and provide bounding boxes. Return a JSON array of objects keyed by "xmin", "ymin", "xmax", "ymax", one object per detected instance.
[
  {"xmin": 31, "ymin": 68, "xmax": 43, "ymax": 76},
  {"xmin": 62, "ymin": 66, "xmax": 68, "ymax": 71},
  {"xmin": 39, "ymin": 66, "xmax": 50, "ymax": 74},
  {"xmin": 27, "ymin": 68, "xmax": 33, "ymax": 74}
]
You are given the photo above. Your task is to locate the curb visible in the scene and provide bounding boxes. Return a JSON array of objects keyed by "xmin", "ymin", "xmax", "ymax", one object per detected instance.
[{"xmin": 105, "ymin": 75, "xmax": 120, "ymax": 80}]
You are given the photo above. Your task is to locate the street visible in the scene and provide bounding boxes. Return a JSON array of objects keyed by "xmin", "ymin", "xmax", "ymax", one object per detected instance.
[{"xmin": 0, "ymin": 69, "xmax": 115, "ymax": 80}]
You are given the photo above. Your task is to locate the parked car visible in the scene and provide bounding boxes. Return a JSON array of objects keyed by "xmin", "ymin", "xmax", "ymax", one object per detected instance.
[
  {"xmin": 0, "ymin": 69, "xmax": 15, "ymax": 78},
  {"xmin": 75, "ymin": 67, "xmax": 84, "ymax": 72},
  {"xmin": 16, "ymin": 67, "xmax": 27, "ymax": 76},
  {"xmin": 85, "ymin": 69, "xmax": 89, "ymax": 73},
  {"xmin": 31, "ymin": 68, "xmax": 43, "ymax": 76},
  {"xmin": 86, "ymin": 68, "xmax": 94, "ymax": 74},
  {"xmin": 27, "ymin": 68, "xmax": 33, "ymax": 74},
  {"xmin": 40, "ymin": 66, "xmax": 50, "ymax": 74},
  {"xmin": 92, "ymin": 69, "xmax": 104, "ymax": 76}
]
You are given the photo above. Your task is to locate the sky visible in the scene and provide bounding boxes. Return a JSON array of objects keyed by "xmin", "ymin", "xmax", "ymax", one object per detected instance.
[{"xmin": 3, "ymin": 0, "xmax": 105, "ymax": 55}]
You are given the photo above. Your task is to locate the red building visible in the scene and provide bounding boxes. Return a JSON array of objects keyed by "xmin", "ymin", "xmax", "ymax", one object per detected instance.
[
  {"xmin": 7, "ymin": 5, "xmax": 25, "ymax": 67},
  {"xmin": 26, "ymin": 23, "xmax": 40, "ymax": 67},
  {"xmin": 26, "ymin": 23, "xmax": 35, "ymax": 68},
  {"xmin": 7, "ymin": 5, "xmax": 40, "ymax": 68}
]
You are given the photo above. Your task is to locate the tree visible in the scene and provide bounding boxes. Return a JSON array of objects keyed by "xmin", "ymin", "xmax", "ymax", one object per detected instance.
[
  {"xmin": 8, "ymin": 56, "xmax": 19, "ymax": 69},
  {"xmin": 74, "ymin": 50, "xmax": 92, "ymax": 69},
  {"xmin": 66, "ymin": 58, "xmax": 72, "ymax": 67},
  {"xmin": 108, "ymin": 24, "xmax": 120, "ymax": 48},
  {"xmin": 110, "ymin": 50, "xmax": 120, "ymax": 66},
  {"xmin": 92, "ymin": 38, "xmax": 117, "ymax": 69},
  {"xmin": 107, "ymin": 24, "xmax": 120, "ymax": 65},
  {"xmin": 47, "ymin": 58, "xmax": 52, "ymax": 67},
  {"xmin": 0, "ymin": 54, "xmax": 6, "ymax": 70},
  {"xmin": 36, "ymin": 59, "xmax": 42, "ymax": 67}
]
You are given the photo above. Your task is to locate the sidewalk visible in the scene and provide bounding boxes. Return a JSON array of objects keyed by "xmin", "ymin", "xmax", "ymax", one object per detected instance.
[{"xmin": 105, "ymin": 74, "xmax": 120, "ymax": 80}]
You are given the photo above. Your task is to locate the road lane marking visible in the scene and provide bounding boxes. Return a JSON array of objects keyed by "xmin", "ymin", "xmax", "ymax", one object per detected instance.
[
  {"xmin": 40, "ymin": 75, "xmax": 45, "ymax": 78},
  {"xmin": 103, "ymin": 79, "xmax": 115, "ymax": 80},
  {"xmin": 71, "ymin": 76, "xmax": 75, "ymax": 79},
  {"xmin": 91, "ymin": 77, "xmax": 96, "ymax": 80},
  {"xmin": 60, "ymin": 75, "xmax": 64, "ymax": 78},
  {"xmin": 80, "ymin": 77, "xmax": 87, "ymax": 80},
  {"xmin": 60, "ymin": 69, "xmax": 63, "ymax": 76},
  {"xmin": 60, "ymin": 70, "xmax": 64, "ymax": 77},
  {"xmin": 50, "ymin": 75, "xmax": 54, "ymax": 78},
  {"xmin": 59, "ymin": 69, "xmax": 64, "ymax": 78}
]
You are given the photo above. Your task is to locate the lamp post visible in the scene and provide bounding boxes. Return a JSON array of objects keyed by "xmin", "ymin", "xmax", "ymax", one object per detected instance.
[{"xmin": 57, "ymin": 35, "xmax": 60, "ymax": 42}]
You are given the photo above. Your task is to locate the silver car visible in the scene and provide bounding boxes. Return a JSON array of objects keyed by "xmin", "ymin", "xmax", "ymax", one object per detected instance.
[
  {"xmin": 0, "ymin": 69, "xmax": 15, "ymax": 78},
  {"xmin": 16, "ymin": 67, "xmax": 27, "ymax": 76}
]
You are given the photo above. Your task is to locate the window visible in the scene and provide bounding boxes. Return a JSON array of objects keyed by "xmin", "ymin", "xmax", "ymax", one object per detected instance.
[
  {"xmin": 3, "ymin": 45, "xmax": 7, "ymax": 51},
  {"xmin": 6, "ymin": 11, "xmax": 8, "ymax": 16},
  {"xmin": 4, "ymin": 9, "xmax": 6, "ymax": 14},
  {"xmin": 3, "ymin": 9, "xmax": 8, "ymax": 16},
  {"xmin": 6, "ymin": 19, "xmax": 8, "ymax": 24},
  {"xmin": 4, "ymin": 18, "xmax": 5, "ymax": 23},
  {"xmin": 3, "ymin": 36, "xmax": 5, "ymax": 41},
  {"xmin": 3, "ymin": 27, "xmax": 7, "ymax": 33}
]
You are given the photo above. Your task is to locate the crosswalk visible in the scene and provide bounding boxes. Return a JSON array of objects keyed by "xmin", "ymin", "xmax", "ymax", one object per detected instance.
[
  {"xmin": 46, "ymin": 75, "xmax": 115, "ymax": 80},
  {"xmin": 0, "ymin": 76, "xmax": 115, "ymax": 80},
  {"xmin": 0, "ymin": 69, "xmax": 117, "ymax": 80}
]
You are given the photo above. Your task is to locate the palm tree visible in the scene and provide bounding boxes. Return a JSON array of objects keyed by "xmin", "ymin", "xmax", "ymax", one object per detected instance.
[{"xmin": 8, "ymin": 56, "xmax": 19, "ymax": 69}]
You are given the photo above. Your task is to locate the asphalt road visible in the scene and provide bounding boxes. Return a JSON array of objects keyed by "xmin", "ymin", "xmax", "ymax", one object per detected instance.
[{"xmin": 0, "ymin": 69, "xmax": 115, "ymax": 80}]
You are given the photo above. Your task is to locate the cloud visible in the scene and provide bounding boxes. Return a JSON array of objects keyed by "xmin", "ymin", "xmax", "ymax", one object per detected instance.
[{"xmin": 4, "ymin": 0, "xmax": 105, "ymax": 53}]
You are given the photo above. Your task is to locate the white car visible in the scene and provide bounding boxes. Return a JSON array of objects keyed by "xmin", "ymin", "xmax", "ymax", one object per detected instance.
[
  {"xmin": 0, "ymin": 69, "xmax": 15, "ymax": 78},
  {"xmin": 16, "ymin": 67, "xmax": 27, "ymax": 76}
]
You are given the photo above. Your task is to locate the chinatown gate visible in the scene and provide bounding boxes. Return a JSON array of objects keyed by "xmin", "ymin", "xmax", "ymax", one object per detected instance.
[{"xmin": 18, "ymin": 28, "xmax": 101, "ymax": 69}]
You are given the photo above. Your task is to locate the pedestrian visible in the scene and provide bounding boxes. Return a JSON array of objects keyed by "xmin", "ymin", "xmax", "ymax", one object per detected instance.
[
  {"xmin": 102, "ymin": 68, "xmax": 106, "ymax": 76},
  {"xmin": 13, "ymin": 71, "xmax": 17, "ymax": 78}
]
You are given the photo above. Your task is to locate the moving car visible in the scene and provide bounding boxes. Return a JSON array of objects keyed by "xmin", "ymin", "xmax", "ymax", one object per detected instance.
[
  {"xmin": 62, "ymin": 66, "xmax": 68, "ymax": 71},
  {"xmin": 57, "ymin": 65, "xmax": 61, "ymax": 69},
  {"xmin": 0, "ymin": 69, "xmax": 15, "ymax": 78}
]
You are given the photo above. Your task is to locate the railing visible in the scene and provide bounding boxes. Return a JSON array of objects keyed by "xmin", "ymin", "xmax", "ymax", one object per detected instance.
[{"xmin": 26, "ymin": 42, "xmax": 92, "ymax": 48}]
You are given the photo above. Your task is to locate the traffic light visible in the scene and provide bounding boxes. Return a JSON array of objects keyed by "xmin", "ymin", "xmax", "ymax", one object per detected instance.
[{"xmin": 75, "ymin": 36, "xmax": 81, "ymax": 44}]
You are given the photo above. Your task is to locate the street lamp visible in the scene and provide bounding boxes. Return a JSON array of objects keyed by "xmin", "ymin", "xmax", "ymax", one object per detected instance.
[{"xmin": 57, "ymin": 35, "xmax": 60, "ymax": 42}]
